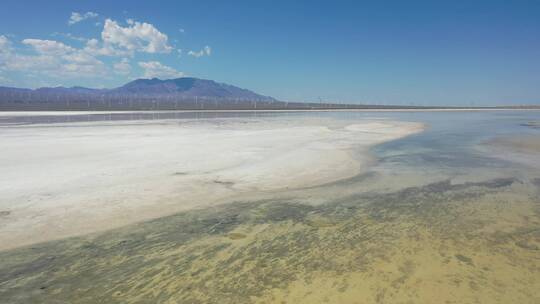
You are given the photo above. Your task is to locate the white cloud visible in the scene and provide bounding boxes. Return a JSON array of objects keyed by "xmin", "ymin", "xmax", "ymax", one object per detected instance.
[
  {"xmin": 69, "ymin": 12, "xmax": 99, "ymax": 25},
  {"xmin": 2, "ymin": 37, "xmax": 106, "ymax": 78},
  {"xmin": 102, "ymin": 19, "xmax": 173, "ymax": 54},
  {"xmin": 60, "ymin": 60, "xmax": 105, "ymax": 75},
  {"xmin": 179, "ymin": 28, "xmax": 185, "ymax": 33},
  {"xmin": 0, "ymin": 17, "xmax": 206, "ymax": 85},
  {"xmin": 188, "ymin": 45, "xmax": 211, "ymax": 58},
  {"xmin": 113, "ymin": 58, "xmax": 131, "ymax": 75},
  {"xmin": 6, "ymin": 56, "xmax": 55, "ymax": 74},
  {"xmin": 63, "ymin": 51, "xmax": 102, "ymax": 66},
  {"xmin": 138, "ymin": 61, "xmax": 183, "ymax": 79},
  {"xmin": 0, "ymin": 35, "xmax": 12, "ymax": 66},
  {"xmin": 22, "ymin": 39, "xmax": 75, "ymax": 55},
  {"xmin": 84, "ymin": 38, "xmax": 129, "ymax": 57}
]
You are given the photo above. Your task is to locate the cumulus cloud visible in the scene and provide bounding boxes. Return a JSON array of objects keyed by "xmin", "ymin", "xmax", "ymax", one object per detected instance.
[
  {"xmin": 84, "ymin": 38, "xmax": 129, "ymax": 57},
  {"xmin": 113, "ymin": 58, "xmax": 131, "ymax": 75},
  {"xmin": 63, "ymin": 51, "xmax": 103, "ymax": 66},
  {"xmin": 1, "ymin": 18, "xmax": 201, "ymax": 85},
  {"xmin": 4, "ymin": 55, "xmax": 56, "ymax": 72},
  {"xmin": 102, "ymin": 19, "xmax": 173, "ymax": 54},
  {"xmin": 22, "ymin": 39, "xmax": 75, "ymax": 55},
  {"xmin": 68, "ymin": 12, "xmax": 99, "ymax": 25},
  {"xmin": 0, "ymin": 35, "xmax": 12, "ymax": 64},
  {"xmin": 188, "ymin": 46, "xmax": 211, "ymax": 58},
  {"xmin": 138, "ymin": 61, "xmax": 183, "ymax": 79},
  {"xmin": 2, "ymin": 37, "xmax": 106, "ymax": 78},
  {"xmin": 0, "ymin": 36, "xmax": 13, "ymax": 71}
]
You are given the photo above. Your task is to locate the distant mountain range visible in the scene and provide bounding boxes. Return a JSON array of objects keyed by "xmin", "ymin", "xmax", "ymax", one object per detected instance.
[
  {"xmin": 0, "ymin": 77, "xmax": 283, "ymax": 110},
  {"xmin": 1, "ymin": 78, "xmax": 536, "ymax": 111},
  {"xmin": 0, "ymin": 77, "xmax": 275, "ymax": 101},
  {"xmin": 112, "ymin": 78, "xmax": 274, "ymax": 100}
]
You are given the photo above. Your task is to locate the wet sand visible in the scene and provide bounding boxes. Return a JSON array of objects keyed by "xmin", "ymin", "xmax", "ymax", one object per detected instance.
[{"xmin": 0, "ymin": 117, "xmax": 423, "ymax": 250}]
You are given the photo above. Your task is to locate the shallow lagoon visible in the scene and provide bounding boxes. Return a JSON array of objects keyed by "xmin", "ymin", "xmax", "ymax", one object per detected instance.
[{"xmin": 0, "ymin": 110, "xmax": 539, "ymax": 303}]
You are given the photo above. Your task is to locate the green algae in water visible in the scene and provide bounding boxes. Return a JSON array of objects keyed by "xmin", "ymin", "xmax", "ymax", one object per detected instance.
[{"xmin": 0, "ymin": 177, "xmax": 539, "ymax": 304}]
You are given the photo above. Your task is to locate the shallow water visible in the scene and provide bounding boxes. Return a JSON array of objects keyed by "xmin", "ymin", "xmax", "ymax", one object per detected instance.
[{"xmin": 0, "ymin": 110, "xmax": 539, "ymax": 303}]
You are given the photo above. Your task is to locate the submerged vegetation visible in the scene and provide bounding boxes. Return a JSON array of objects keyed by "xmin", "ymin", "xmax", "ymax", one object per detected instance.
[{"xmin": 1, "ymin": 176, "xmax": 538, "ymax": 303}]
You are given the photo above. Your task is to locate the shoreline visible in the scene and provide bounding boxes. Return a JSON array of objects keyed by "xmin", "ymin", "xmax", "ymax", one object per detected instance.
[
  {"xmin": 0, "ymin": 107, "xmax": 539, "ymax": 117},
  {"xmin": 0, "ymin": 117, "xmax": 423, "ymax": 251}
]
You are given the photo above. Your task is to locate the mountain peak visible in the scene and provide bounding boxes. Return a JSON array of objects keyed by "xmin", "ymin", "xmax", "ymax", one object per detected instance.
[
  {"xmin": 113, "ymin": 77, "xmax": 273, "ymax": 100},
  {"xmin": 0, "ymin": 77, "xmax": 277, "ymax": 110}
]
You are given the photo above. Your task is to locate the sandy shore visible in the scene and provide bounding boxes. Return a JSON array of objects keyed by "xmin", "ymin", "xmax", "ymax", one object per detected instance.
[{"xmin": 0, "ymin": 117, "xmax": 423, "ymax": 250}]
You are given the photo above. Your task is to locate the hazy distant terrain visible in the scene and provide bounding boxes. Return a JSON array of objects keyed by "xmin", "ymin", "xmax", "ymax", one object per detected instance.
[
  {"xmin": 0, "ymin": 77, "xmax": 283, "ymax": 110},
  {"xmin": 2, "ymin": 78, "xmax": 538, "ymax": 111}
]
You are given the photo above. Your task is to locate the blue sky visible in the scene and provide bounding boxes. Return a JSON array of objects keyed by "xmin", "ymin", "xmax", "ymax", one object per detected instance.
[{"xmin": 0, "ymin": 0, "xmax": 539, "ymax": 105}]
